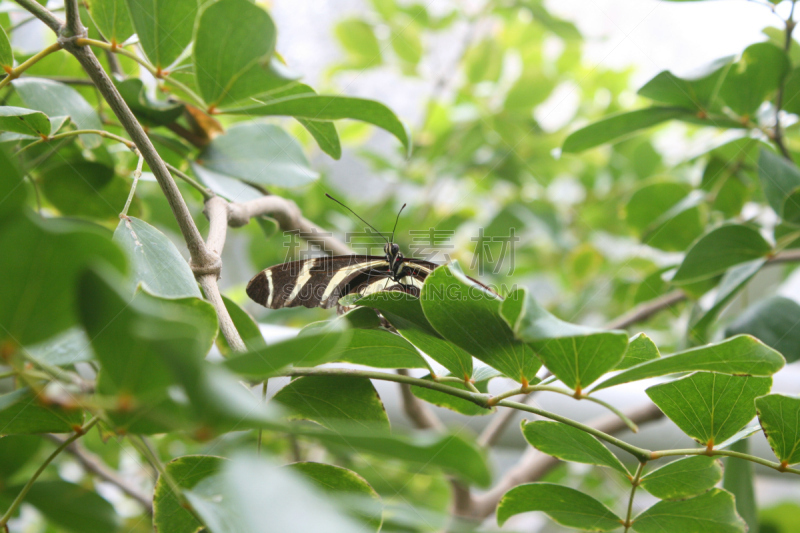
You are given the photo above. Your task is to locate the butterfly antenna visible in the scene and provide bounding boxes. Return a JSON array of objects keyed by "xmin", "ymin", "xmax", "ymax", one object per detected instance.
[
  {"xmin": 326, "ymin": 193, "xmax": 388, "ymax": 243},
  {"xmin": 390, "ymin": 203, "xmax": 406, "ymax": 243}
]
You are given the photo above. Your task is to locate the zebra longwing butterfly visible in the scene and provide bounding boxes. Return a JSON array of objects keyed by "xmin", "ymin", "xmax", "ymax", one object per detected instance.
[{"xmin": 246, "ymin": 195, "xmax": 441, "ymax": 310}]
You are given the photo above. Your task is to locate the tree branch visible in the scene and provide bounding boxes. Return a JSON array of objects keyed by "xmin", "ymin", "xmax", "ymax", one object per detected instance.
[
  {"xmin": 477, "ymin": 393, "xmax": 532, "ymax": 448},
  {"xmin": 45, "ymin": 434, "xmax": 153, "ymax": 514},
  {"xmin": 396, "ymin": 369, "xmax": 445, "ymax": 431},
  {"xmin": 12, "ymin": 0, "xmax": 63, "ymax": 33},
  {"xmin": 605, "ymin": 290, "xmax": 687, "ymax": 330},
  {"xmin": 463, "ymin": 403, "xmax": 664, "ymax": 520}
]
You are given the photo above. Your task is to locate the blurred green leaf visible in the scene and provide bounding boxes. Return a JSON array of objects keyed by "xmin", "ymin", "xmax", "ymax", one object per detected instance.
[
  {"xmin": 0, "ymin": 212, "xmax": 126, "ymax": 346},
  {"xmin": 217, "ymin": 295, "xmax": 267, "ymax": 356},
  {"xmin": 124, "ymin": 0, "xmax": 198, "ymax": 69},
  {"xmin": 114, "ymin": 215, "xmax": 201, "ymax": 299},
  {"xmin": 672, "ymin": 224, "xmax": 772, "ymax": 284},
  {"xmin": 185, "ymin": 454, "xmax": 370, "ymax": 533},
  {"xmin": 465, "ymin": 40, "xmax": 502, "ymax": 83},
  {"xmin": 726, "ymin": 296, "xmax": 800, "ymax": 363},
  {"xmin": 723, "ymin": 439, "xmax": 759, "ymax": 533},
  {"xmin": 335, "ymin": 19, "xmax": 381, "ymax": 68},
  {"xmin": 632, "ymin": 489, "xmax": 746, "ymax": 533},
  {"xmin": 327, "ymin": 328, "xmax": 430, "ymax": 369},
  {"xmin": 299, "ymin": 119, "xmax": 341, "ymax": 159},
  {"xmin": 521, "ymin": 420, "xmax": 628, "ymax": 475},
  {"xmin": 194, "ymin": 0, "xmax": 296, "ymax": 108},
  {"xmin": 20, "ymin": 480, "xmax": 119, "ymax": 533},
  {"xmin": 87, "ymin": 0, "xmax": 134, "ymax": 45},
  {"xmin": 616, "ymin": 333, "xmax": 660, "ymax": 370},
  {"xmin": 0, "ymin": 26, "xmax": 11, "ymax": 69},
  {"xmin": 719, "ymin": 42, "xmax": 789, "ymax": 117},
  {"xmin": 224, "ymin": 330, "xmax": 350, "ymax": 378},
  {"xmin": 758, "ymin": 148, "xmax": 800, "ymax": 221},
  {"xmin": 0, "ymin": 145, "xmax": 26, "ymax": 220},
  {"xmin": 501, "ymin": 288, "xmax": 627, "ymax": 390},
  {"xmin": 640, "ymin": 456, "xmax": 722, "ymax": 500},
  {"xmin": 357, "ymin": 292, "xmax": 473, "ymax": 378},
  {"xmin": 756, "ymin": 394, "xmax": 800, "ymax": 465},
  {"xmin": 0, "ymin": 435, "xmax": 42, "ymax": 479},
  {"xmin": 563, "ymin": 107, "xmax": 694, "ymax": 153},
  {"xmin": 0, "ymin": 106, "xmax": 51, "ymax": 136},
  {"xmin": 26, "ymin": 327, "xmax": 93, "ymax": 366},
  {"xmin": 410, "ymin": 370, "xmax": 496, "ymax": 416},
  {"xmin": 0, "ymin": 388, "xmax": 83, "ymax": 434},
  {"xmin": 197, "ymin": 122, "xmax": 318, "ymax": 187},
  {"xmin": 13, "ymin": 78, "xmax": 103, "ymax": 148},
  {"xmin": 274, "ymin": 375, "xmax": 390, "ymax": 432},
  {"xmin": 39, "ymin": 161, "xmax": 130, "ymax": 221},
  {"xmin": 638, "ymin": 58, "xmax": 731, "ymax": 111},
  {"xmin": 221, "ymin": 96, "xmax": 411, "ymax": 156},
  {"xmin": 497, "ymin": 483, "xmax": 621, "ymax": 529},
  {"xmin": 289, "ymin": 462, "xmax": 382, "ymax": 531},
  {"xmin": 626, "ymin": 182, "xmax": 704, "ymax": 251},
  {"xmin": 781, "ymin": 67, "xmax": 800, "ymax": 115},
  {"xmin": 154, "ymin": 455, "xmax": 225, "ymax": 533},
  {"xmin": 593, "ymin": 335, "xmax": 784, "ymax": 391},
  {"xmin": 646, "ymin": 372, "xmax": 771, "ymax": 447},
  {"xmin": 422, "ymin": 265, "xmax": 540, "ymax": 384},
  {"xmin": 390, "ymin": 21, "xmax": 423, "ymax": 65},
  {"xmin": 115, "ymin": 78, "xmax": 184, "ymax": 126}
]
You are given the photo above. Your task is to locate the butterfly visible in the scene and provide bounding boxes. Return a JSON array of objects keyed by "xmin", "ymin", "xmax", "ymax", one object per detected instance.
[{"xmin": 247, "ymin": 194, "xmax": 441, "ymax": 310}]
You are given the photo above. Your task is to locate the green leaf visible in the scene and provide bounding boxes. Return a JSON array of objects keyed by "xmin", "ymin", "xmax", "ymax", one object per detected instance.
[
  {"xmin": 640, "ymin": 456, "xmax": 722, "ymax": 500},
  {"xmin": 719, "ymin": 42, "xmax": 789, "ymax": 117},
  {"xmin": 87, "ymin": 0, "xmax": 134, "ymax": 45},
  {"xmin": 521, "ymin": 420, "xmax": 628, "ymax": 475},
  {"xmin": 13, "ymin": 78, "xmax": 103, "ymax": 148},
  {"xmin": 39, "ymin": 161, "xmax": 131, "ymax": 221},
  {"xmin": 755, "ymin": 394, "xmax": 800, "ymax": 465},
  {"xmin": 77, "ymin": 268, "xmax": 216, "ymax": 433},
  {"xmin": 0, "ymin": 435, "xmax": 42, "ymax": 479},
  {"xmin": 220, "ymin": 95, "xmax": 411, "ymax": 157},
  {"xmin": 758, "ymin": 148, "xmax": 800, "ymax": 220},
  {"xmin": 185, "ymin": 454, "xmax": 370, "ymax": 533},
  {"xmin": 115, "ymin": 78, "xmax": 184, "ymax": 126},
  {"xmin": 497, "ymin": 483, "xmax": 622, "ymax": 530},
  {"xmin": 726, "ymin": 296, "xmax": 800, "ymax": 364},
  {"xmin": 0, "ymin": 145, "xmax": 26, "ymax": 221},
  {"xmin": 154, "ymin": 455, "xmax": 225, "ymax": 533},
  {"xmin": 0, "ymin": 26, "xmax": 11, "ymax": 70},
  {"xmin": 501, "ymin": 288, "xmax": 628, "ymax": 391},
  {"xmin": 124, "ymin": 0, "xmax": 198, "ymax": 69},
  {"xmin": 299, "ymin": 118, "xmax": 341, "ymax": 159},
  {"xmin": 0, "ymin": 388, "xmax": 83, "ymax": 434},
  {"xmin": 289, "ymin": 462, "xmax": 382, "ymax": 531},
  {"xmin": 197, "ymin": 122, "xmax": 318, "ymax": 187},
  {"xmin": 356, "ymin": 292, "xmax": 473, "ymax": 378},
  {"xmin": 632, "ymin": 489, "xmax": 746, "ymax": 533},
  {"xmin": 327, "ymin": 328, "xmax": 430, "ymax": 369},
  {"xmin": 410, "ymin": 370, "xmax": 495, "ymax": 416},
  {"xmin": 638, "ymin": 58, "xmax": 731, "ymax": 111},
  {"xmin": 671, "ymin": 224, "xmax": 772, "ymax": 284},
  {"xmin": 309, "ymin": 429, "xmax": 491, "ymax": 488},
  {"xmin": 194, "ymin": 0, "xmax": 296, "ymax": 108},
  {"xmin": 390, "ymin": 21, "xmax": 423, "ymax": 65},
  {"xmin": 20, "ymin": 480, "xmax": 119, "ymax": 533},
  {"xmin": 626, "ymin": 182, "xmax": 706, "ymax": 251},
  {"xmin": 616, "ymin": 333, "xmax": 660, "ymax": 370},
  {"xmin": 593, "ymin": 335, "xmax": 784, "ymax": 391},
  {"xmin": 335, "ymin": 18, "xmax": 381, "ymax": 67},
  {"xmin": 273, "ymin": 375, "xmax": 390, "ymax": 433},
  {"xmin": 722, "ymin": 439, "xmax": 758, "ymax": 533},
  {"xmin": 563, "ymin": 107, "xmax": 694, "ymax": 153},
  {"xmin": 26, "ymin": 327, "xmax": 94, "ymax": 366},
  {"xmin": 0, "ymin": 212, "xmax": 126, "ymax": 346},
  {"xmin": 0, "ymin": 106, "xmax": 51, "ymax": 137},
  {"xmin": 781, "ymin": 66, "xmax": 800, "ymax": 115},
  {"xmin": 690, "ymin": 259, "xmax": 766, "ymax": 345},
  {"xmin": 113, "ymin": 215, "xmax": 201, "ymax": 299},
  {"xmin": 224, "ymin": 330, "xmax": 351, "ymax": 378},
  {"xmin": 646, "ymin": 372, "xmax": 772, "ymax": 447},
  {"xmin": 217, "ymin": 295, "xmax": 266, "ymax": 356}
]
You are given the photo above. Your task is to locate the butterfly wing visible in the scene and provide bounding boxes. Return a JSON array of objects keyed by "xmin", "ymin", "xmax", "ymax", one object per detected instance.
[{"xmin": 246, "ymin": 256, "xmax": 391, "ymax": 309}]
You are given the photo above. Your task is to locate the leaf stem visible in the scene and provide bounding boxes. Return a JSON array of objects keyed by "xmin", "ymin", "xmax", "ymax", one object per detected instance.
[
  {"xmin": 257, "ymin": 380, "xmax": 268, "ymax": 456},
  {"xmin": 650, "ymin": 447, "xmax": 800, "ymax": 475},
  {"xmin": 16, "ymin": 128, "xmax": 136, "ymax": 154},
  {"xmin": 623, "ymin": 461, "xmax": 646, "ymax": 532},
  {"xmin": 0, "ymin": 42, "xmax": 63, "ymax": 89},
  {"xmin": 121, "ymin": 154, "xmax": 144, "ymax": 217},
  {"xmin": 0, "ymin": 417, "xmax": 98, "ymax": 528},
  {"xmin": 164, "ymin": 162, "xmax": 214, "ymax": 200}
]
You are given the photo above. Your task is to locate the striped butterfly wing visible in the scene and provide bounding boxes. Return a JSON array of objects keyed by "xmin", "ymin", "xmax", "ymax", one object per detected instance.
[{"xmin": 246, "ymin": 256, "xmax": 441, "ymax": 309}]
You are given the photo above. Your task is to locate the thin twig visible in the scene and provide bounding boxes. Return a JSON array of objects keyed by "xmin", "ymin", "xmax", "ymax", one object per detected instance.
[
  {"xmin": 121, "ymin": 154, "xmax": 144, "ymax": 217},
  {"xmin": 0, "ymin": 42, "xmax": 63, "ymax": 89},
  {"xmin": 45, "ymin": 434, "xmax": 153, "ymax": 514},
  {"xmin": 605, "ymin": 290, "xmax": 687, "ymax": 330},
  {"xmin": 396, "ymin": 369, "xmax": 445, "ymax": 431},
  {"xmin": 623, "ymin": 461, "xmax": 646, "ymax": 532}
]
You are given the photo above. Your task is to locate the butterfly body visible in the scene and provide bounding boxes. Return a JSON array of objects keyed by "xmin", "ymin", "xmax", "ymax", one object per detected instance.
[{"xmin": 246, "ymin": 242, "xmax": 439, "ymax": 309}]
